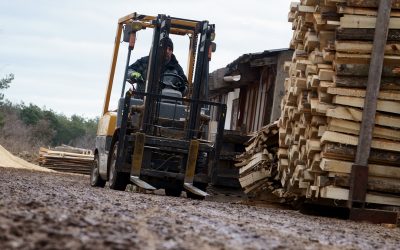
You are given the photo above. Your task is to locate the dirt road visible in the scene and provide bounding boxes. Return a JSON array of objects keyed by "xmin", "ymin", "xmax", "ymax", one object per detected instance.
[{"xmin": 1, "ymin": 167, "xmax": 399, "ymax": 250}]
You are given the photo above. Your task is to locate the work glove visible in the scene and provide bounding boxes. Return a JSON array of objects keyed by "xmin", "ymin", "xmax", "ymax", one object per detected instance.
[{"xmin": 130, "ymin": 71, "xmax": 144, "ymax": 83}]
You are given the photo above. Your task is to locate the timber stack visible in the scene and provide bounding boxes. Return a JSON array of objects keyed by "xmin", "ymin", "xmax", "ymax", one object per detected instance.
[
  {"xmin": 38, "ymin": 147, "xmax": 94, "ymax": 175},
  {"xmin": 235, "ymin": 122, "xmax": 280, "ymax": 196},
  {"xmin": 274, "ymin": 0, "xmax": 400, "ymax": 207}
]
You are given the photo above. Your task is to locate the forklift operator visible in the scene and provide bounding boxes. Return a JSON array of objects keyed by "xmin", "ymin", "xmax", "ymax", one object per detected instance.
[{"xmin": 127, "ymin": 37, "xmax": 188, "ymax": 96}]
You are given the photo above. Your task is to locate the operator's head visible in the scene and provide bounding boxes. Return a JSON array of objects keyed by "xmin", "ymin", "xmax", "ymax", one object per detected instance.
[{"xmin": 163, "ymin": 37, "xmax": 174, "ymax": 63}]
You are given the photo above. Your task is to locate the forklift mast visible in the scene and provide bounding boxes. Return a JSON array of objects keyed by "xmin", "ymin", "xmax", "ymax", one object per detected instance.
[{"xmin": 94, "ymin": 13, "xmax": 225, "ymax": 197}]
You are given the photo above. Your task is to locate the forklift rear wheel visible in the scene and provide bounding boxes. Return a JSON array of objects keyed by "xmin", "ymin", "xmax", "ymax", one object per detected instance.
[
  {"xmin": 90, "ymin": 154, "xmax": 106, "ymax": 187},
  {"xmin": 108, "ymin": 141, "xmax": 129, "ymax": 191},
  {"xmin": 165, "ymin": 188, "xmax": 182, "ymax": 197}
]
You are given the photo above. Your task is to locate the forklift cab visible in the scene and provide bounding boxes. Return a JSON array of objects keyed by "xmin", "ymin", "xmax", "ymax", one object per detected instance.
[{"xmin": 92, "ymin": 13, "xmax": 226, "ymax": 199}]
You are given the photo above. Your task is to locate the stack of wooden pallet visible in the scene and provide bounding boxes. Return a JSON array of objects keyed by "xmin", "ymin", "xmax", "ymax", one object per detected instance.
[
  {"xmin": 277, "ymin": 0, "xmax": 400, "ymax": 207},
  {"xmin": 235, "ymin": 122, "xmax": 279, "ymax": 195},
  {"xmin": 38, "ymin": 147, "xmax": 94, "ymax": 175}
]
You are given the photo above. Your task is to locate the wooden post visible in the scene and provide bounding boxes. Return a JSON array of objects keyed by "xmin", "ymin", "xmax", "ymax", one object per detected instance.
[{"xmin": 349, "ymin": 0, "xmax": 393, "ymax": 207}]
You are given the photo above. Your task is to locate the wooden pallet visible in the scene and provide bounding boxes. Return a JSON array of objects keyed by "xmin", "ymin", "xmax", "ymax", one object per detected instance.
[{"xmin": 38, "ymin": 147, "xmax": 94, "ymax": 175}]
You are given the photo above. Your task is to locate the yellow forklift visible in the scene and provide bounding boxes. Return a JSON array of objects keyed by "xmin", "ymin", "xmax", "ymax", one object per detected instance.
[{"xmin": 90, "ymin": 13, "xmax": 226, "ymax": 199}]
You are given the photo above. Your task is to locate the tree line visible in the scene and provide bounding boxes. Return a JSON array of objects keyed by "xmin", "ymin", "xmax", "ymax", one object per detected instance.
[{"xmin": 0, "ymin": 74, "xmax": 98, "ymax": 155}]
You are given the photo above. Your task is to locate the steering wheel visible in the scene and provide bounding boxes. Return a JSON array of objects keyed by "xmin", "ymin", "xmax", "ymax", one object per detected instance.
[{"xmin": 160, "ymin": 72, "xmax": 185, "ymax": 91}]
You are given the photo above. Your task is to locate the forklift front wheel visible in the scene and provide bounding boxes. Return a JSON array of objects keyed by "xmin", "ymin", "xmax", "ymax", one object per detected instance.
[
  {"xmin": 108, "ymin": 141, "xmax": 129, "ymax": 191},
  {"xmin": 90, "ymin": 154, "xmax": 106, "ymax": 188}
]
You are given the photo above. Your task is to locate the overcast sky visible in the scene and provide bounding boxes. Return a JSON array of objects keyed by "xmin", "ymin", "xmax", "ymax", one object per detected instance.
[{"xmin": 0, "ymin": 0, "xmax": 293, "ymax": 118}]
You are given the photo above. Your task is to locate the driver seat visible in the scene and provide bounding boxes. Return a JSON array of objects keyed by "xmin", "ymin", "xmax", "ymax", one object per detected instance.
[{"xmin": 161, "ymin": 88, "xmax": 182, "ymax": 104}]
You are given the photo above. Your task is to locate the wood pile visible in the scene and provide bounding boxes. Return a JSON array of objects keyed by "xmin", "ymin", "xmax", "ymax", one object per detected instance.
[
  {"xmin": 38, "ymin": 147, "xmax": 94, "ymax": 175},
  {"xmin": 235, "ymin": 122, "xmax": 279, "ymax": 195},
  {"xmin": 275, "ymin": 0, "xmax": 400, "ymax": 207}
]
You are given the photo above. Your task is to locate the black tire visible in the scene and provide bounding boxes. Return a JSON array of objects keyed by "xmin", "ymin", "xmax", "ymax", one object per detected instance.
[
  {"xmin": 196, "ymin": 152, "xmax": 208, "ymax": 174},
  {"xmin": 186, "ymin": 182, "xmax": 208, "ymax": 200},
  {"xmin": 90, "ymin": 154, "xmax": 106, "ymax": 188},
  {"xmin": 108, "ymin": 141, "xmax": 129, "ymax": 191},
  {"xmin": 165, "ymin": 187, "xmax": 182, "ymax": 197}
]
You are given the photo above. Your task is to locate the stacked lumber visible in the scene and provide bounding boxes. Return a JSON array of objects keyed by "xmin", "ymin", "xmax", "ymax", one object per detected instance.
[
  {"xmin": 235, "ymin": 122, "xmax": 279, "ymax": 195},
  {"xmin": 38, "ymin": 147, "xmax": 94, "ymax": 175},
  {"xmin": 53, "ymin": 144, "xmax": 93, "ymax": 155},
  {"xmin": 277, "ymin": 0, "xmax": 400, "ymax": 207}
]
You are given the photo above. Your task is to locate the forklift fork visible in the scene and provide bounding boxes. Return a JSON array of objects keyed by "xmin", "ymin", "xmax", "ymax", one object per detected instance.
[
  {"xmin": 183, "ymin": 139, "xmax": 208, "ymax": 197},
  {"xmin": 130, "ymin": 132, "xmax": 156, "ymax": 190}
]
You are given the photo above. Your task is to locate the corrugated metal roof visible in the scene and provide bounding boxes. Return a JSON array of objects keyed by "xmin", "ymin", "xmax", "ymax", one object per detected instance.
[{"xmin": 225, "ymin": 48, "xmax": 292, "ymax": 76}]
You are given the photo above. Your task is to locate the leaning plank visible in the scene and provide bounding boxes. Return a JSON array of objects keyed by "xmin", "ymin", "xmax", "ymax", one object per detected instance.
[
  {"xmin": 235, "ymin": 151, "xmax": 267, "ymax": 168},
  {"xmin": 332, "ymin": 96, "xmax": 400, "ymax": 115},
  {"xmin": 327, "ymin": 118, "xmax": 400, "ymax": 141},
  {"xmin": 346, "ymin": 0, "xmax": 400, "ymax": 9},
  {"xmin": 326, "ymin": 106, "xmax": 400, "ymax": 129},
  {"xmin": 239, "ymin": 154, "xmax": 269, "ymax": 175},
  {"xmin": 239, "ymin": 169, "xmax": 271, "ymax": 188},
  {"xmin": 340, "ymin": 15, "xmax": 400, "ymax": 29},
  {"xmin": 320, "ymin": 186, "xmax": 400, "ymax": 206},
  {"xmin": 320, "ymin": 158, "xmax": 400, "ymax": 179},
  {"xmin": 327, "ymin": 87, "xmax": 400, "ymax": 101},
  {"xmin": 321, "ymin": 131, "xmax": 400, "ymax": 152}
]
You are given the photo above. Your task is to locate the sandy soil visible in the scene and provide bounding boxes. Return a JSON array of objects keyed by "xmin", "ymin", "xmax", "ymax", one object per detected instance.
[
  {"xmin": 1, "ymin": 167, "xmax": 399, "ymax": 250},
  {"xmin": 0, "ymin": 145, "xmax": 52, "ymax": 172}
]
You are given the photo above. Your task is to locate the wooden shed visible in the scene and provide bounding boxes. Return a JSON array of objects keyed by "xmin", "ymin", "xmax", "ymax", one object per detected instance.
[{"xmin": 209, "ymin": 49, "xmax": 293, "ymax": 134}]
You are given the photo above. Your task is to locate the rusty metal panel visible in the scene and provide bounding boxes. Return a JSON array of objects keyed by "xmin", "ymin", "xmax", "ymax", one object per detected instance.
[
  {"xmin": 348, "ymin": 164, "xmax": 368, "ymax": 205},
  {"xmin": 349, "ymin": 208, "xmax": 398, "ymax": 225}
]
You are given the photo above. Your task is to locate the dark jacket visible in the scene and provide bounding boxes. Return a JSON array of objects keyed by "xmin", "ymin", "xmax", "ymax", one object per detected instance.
[{"xmin": 127, "ymin": 54, "xmax": 188, "ymax": 94}]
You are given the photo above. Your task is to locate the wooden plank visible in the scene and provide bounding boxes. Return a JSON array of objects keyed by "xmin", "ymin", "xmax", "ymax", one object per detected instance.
[
  {"xmin": 336, "ymin": 28, "xmax": 400, "ymax": 41},
  {"xmin": 320, "ymin": 158, "xmax": 400, "ymax": 178},
  {"xmin": 298, "ymin": 5, "xmax": 316, "ymax": 13},
  {"xmin": 239, "ymin": 169, "xmax": 271, "ymax": 188},
  {"xmin": 327, "ymin": 118, "xmax": 400, "ymax": 141},
  {"xmin": 235, "ymin": 150, "xmax": 265, "ymax": 168},
  {"xmin": 321, "ymin": 131, "xmax": 400, "ymax": 152},
  {"xmin": 335, "ymin": 63, "xmax": 400, "ymax": 77},
  {"xmin": 310, "ymin": 99, "xmax": 334, "ymax": 115},
  {"xmin": 318, "ymin": 69, "xmax": 334, "ymax": 81},
  {"xmin": 333, "ymin": 175, "xmax": 400, "ymax": 194},
  {"xmin": 335, "ymin": 41, "xmax": 400, "ymax": 55},
  {"xmin": 346, "ymin": 0, "xmax": 400, "ymax": 9},
  {"xmin": 340, "ymin": 15, "xmax": 400, "ymax": 29},
  {"xmin": 239, "ymin": 154, "xmax": 269, "ymax": 175},
  {"xmin": 332, "ymin": 95, "xmax": 400, "ymax": 114},
  {"xmin": 335, "ymin": 52, "xmax": 400, "ymax": 65},
  {"xmin": 327, "ymin": 87, "xmax": 400, "ymax": 101},
  {"xmin": 333, "ymin": 76, "xmax": 400, "ymax": 90},
  {"xmin": 322, "ymin": 142, "xmax": 400, "ymax": 166},
  {"xmin": 319, "ymin": 31, "xmax": 335, "ymax": 50},
  {"xmin": 320, "ymin": 186, "xmax": 400, "ymax": 206},
  {"xmin": 339, "ymin": 5, "xmax": 400, "ymax": 17},
  {"xmin": 326, "ymin": 106, "xmax": 400, "ymax": 128}
]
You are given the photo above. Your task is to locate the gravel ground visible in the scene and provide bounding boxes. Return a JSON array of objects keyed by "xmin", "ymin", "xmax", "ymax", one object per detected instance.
[{"xmin": 0, "ymin": 167, "xmax": 399, "ymax": 250}]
